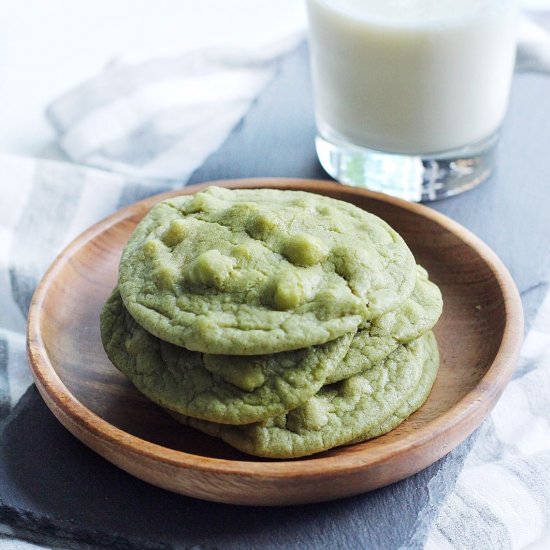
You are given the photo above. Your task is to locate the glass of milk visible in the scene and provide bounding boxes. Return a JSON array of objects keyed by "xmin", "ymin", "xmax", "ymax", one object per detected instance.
[{"xmin": 307, "ymin": 0, "xmax": 518, "ymax": 201}]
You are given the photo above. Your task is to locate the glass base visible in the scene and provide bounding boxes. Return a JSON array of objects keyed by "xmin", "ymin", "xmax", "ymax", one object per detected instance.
[{"xmin": 315, "ymin": 131, "xmax": 499, "ymax": 202}]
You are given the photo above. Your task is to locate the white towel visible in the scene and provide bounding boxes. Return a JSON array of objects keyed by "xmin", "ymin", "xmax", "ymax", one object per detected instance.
[
  {"xmin": 46, "ymin": 34, "xmax": 302, "ymax": 181},
  {"xmin": 518, "ymin": 16, "xmax": 550, "ymax": 72},
  {"xmin": 0, "ymin": 154, "xmax": 157, "ymax": 416}
]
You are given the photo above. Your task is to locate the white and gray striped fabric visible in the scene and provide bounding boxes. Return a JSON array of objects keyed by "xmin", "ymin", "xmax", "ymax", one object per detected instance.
[
  {"xmin": 0, "ymin": 154, "xmax": 175, "ymax": 419},
  {"xmin": 46, "ymin": 34, "xmax": 301, "ymax": 181}
]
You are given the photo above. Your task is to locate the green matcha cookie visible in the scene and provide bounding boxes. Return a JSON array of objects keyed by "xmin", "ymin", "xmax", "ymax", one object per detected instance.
[
  {"xmin": 118, "ymin": 186, "xmax": 416, "ymax": 355},
  {"xmin": 173, "ymin": 332, "xmax": 439, "ymax": 458},
  {"xmin": 325, "ymin": 332, "xmax": 399, "ymax": 385},
  {"xmin": 178, "ymin": 266, "xmax": 441, "ymax": 389},
  {"xmin": 100, "ymin": 289, "xmax": 354, "ymax": 425},
  {"xmin": 368, "ymin": 265, "xmax": 443, "ymax": 343},
  {"xmin": 326, "ymin": 266, "xmax": 442, "ymax": 384},
  {"xmin": 347, "ymin": 342, "xmax": 439, "ymax": 444}
]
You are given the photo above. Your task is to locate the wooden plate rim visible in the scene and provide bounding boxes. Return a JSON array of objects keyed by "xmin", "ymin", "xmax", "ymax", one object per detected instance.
[{"xmin": 27, "ymin": 178, "xmax": 524, "ymax": 479}]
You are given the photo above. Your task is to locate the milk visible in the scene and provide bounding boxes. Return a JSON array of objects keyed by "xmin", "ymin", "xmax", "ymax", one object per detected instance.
[{"xmin": 307, "ymin": 0, "xmax": 518, "ymax": 154}]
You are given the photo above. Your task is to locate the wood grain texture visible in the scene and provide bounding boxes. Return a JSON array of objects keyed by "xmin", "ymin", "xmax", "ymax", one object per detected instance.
[{"xmin": 27, "ymin": 179, "xmax": 524, "ymax": 506}]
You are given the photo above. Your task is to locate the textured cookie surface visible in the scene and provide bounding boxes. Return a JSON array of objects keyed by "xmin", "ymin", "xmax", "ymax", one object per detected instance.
[
  {"xmin": 348, "ymin": 343, "xmax": 439, "ymax": 444},
  {"xmin": 325, "ymin": 267, "xmax": 442, "ymax": 384},
  {"xmin": 368, "ymin": 265, "xmax": 442, "ymax": 343},
  {"xmin": 206, "ymin": 266, "xmax": 441, "ymax": 387},
  {"xmin": 118, "ymin": 186, "xmax": 416, "ymax": 355},
  {"xmin": 100, "ymin": 290, "xmax": 354, "ymax": 425},
  {"xmin": 174, "ymin": 332, "xmax": 439, "ymax": 458}
]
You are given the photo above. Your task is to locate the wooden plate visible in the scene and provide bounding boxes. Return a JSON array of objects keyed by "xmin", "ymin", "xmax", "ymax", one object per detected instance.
[{"xmin": 27, "ymin": 179, "xmax": 523, "ymax": 506}]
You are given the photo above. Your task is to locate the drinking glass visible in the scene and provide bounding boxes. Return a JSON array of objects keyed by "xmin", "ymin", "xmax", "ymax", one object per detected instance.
[{"xmin": 307, "ymin": 0, "xmax": 519, "ymax": 201}]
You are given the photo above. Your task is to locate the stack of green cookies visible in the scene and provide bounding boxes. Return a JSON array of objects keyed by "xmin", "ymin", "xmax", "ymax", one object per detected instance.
[{"xmin": 100, "ymin": 186, "xmax": 442, "ymax": 459}]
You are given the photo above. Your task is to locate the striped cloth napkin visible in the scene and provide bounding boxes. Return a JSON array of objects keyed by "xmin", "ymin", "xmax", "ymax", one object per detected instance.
[
  {"xmin": 46, "ymin": 34, "xmax": 301, "ymax": 181},
  {"xmin": 0, "ymin": 155, "xmax": 171, "ymax": 419}
]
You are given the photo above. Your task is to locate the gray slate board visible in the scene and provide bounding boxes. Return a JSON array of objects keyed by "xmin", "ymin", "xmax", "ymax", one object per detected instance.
[{"xmin": 0, "ymin": 43, "xmax": 549, "ymax": 550}]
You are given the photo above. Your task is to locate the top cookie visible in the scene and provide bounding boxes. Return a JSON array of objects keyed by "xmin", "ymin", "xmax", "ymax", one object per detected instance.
[{"xmin": 118, "ymin": 187, "xmax": 416, "ymax": 355}]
